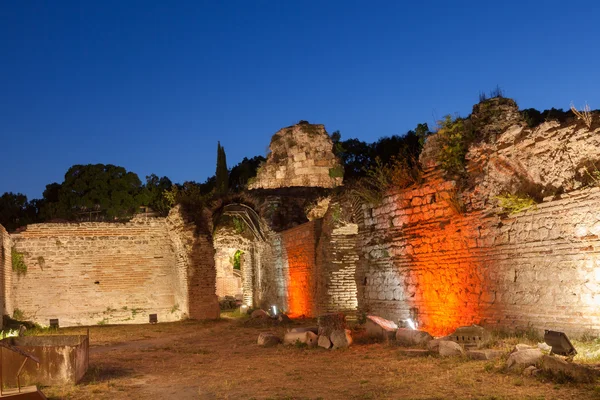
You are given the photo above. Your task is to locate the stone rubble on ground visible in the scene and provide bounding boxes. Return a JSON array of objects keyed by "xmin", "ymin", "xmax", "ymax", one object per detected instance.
[
  {"xmin": 438, "ymin": 340, "xmax": 465, "ymax": 357},
  {"xmin": 396, "ymin": 328, "xmax": 433, "ymax": 347},
  {"xmin": 330, "ymin": 329, "xmax": 353, "ymax": 349},
  {"xmin": 318, "ymin": 335, "xmax": 332, "ymax": 349},
  {"xmin": 283, "ymin": 331, "xmax": 318, "ymax": 347},
  {"xmin": 365, "ymin": 315, "xmax": 397, "ymax": 342},
  {"xmin": 257, "ymin": 332, "xmax": 281, "ymax": 347},
  {"xmin": 251, "ymin": 309, "xmax": 270, "ymax": 319},
  {"xmin": 506, "ymin": 348, "xmax": 543, "ymax": 370}
]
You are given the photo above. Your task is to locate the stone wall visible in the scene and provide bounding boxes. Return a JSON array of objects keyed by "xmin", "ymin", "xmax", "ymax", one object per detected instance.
[
  {"xmin": 248, "ymin": 122, "xmax": 343, "ymax": 190},
  {"xmin": 315, "ymin": 204, "xmax": 359, "ymax": 316},
  {"xmin": 280, "ymin": 220, "xmax": 321, "ymax": 317},
  {"xmin": 10, "ymin": 207, "xmax": 219, "ymax": 327},
  {"xmin": 357, "ymin": 169, "xmax": 600, "ymax": 336},
  {"xmin": 0, "ymin": 224, "xmax": 13, "ymax": 327}
]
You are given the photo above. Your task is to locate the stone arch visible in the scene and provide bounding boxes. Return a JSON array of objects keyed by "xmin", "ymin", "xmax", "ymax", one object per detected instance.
[{"xmin": 211, "ymin": 202, "xmax": 271, "ymax": 309}]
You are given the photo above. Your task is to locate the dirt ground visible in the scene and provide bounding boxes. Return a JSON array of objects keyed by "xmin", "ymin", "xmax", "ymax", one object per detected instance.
[{"xmin": 35, "ymin": 317, "xmax": 600, "ymax": 400}]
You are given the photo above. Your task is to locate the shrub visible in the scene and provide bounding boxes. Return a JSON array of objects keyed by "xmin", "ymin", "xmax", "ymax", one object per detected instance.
[
  {"xmin": 328, "ymin": 165, "xmax": 344, "ymax": 178},
  {"xmin": 496, "ymin": 193, "xmax": 537, "ymax": 214},
  {"xmin": 570, "ymin": 102, "xmax": 594, "ymax": 129},
  {"xmin": 11, "ymin": 248, "xmax": 27, "ymax": 275},
  {"xmin": 436, "ymin": 115, "xmax": 474, "ymax": 176}
]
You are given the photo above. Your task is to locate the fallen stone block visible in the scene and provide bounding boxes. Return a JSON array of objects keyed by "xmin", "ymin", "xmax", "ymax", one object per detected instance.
[
  {"xmin": 283, "ymin": 331, "xmax": 318, "ymax": 347},
  {"xmin": 438, "ymin": 340, "xmax": 465, "ymax": 357},
  {"xmin": 257, "ymin": 332, "xmax": 281, "ymax": 347},
  {"xmin": 318, "ymin": 313, "xmax": 347, "ymax": 336},
  {"xmin": 506, "ymin": 349, "xmax": 543, "ymax": 370},
  {"xmin": 538, "ymin": 354, "xmax": 600, "ymax": 383},
  {"xmin": 523, "ymin": 366, "xmax": 540, "ymax": 377},
  {"xmin": 365, "ymin": 315, "xmax": 397, "ymax": 342},
  {"xmin": 511, "ymin": 343, "xmax": 535, "ymax": 353},
  {"xmin": 318, "ymin": 335, "xmax": 332, "ymax": 349},
  {"xmin": 396, "ymin": 328, "xmax": 433, "ymax": 347},
  {"xmin": 330, "ymin": 329, "xmax": 353, "ymax": 349},
  {"xmin": 466, "ymin": 349, "xmax": 505, "ymax": 360},
  {"xmin": 448, "ymin": 325, "xmax": 490, "ymax": 349},
  {"xmin": 289, "ymin": 326, "xmax": 319, "ymax": 334},
  {"xmin": 251, "ymin": 309, "xmax": 270, "ymax": 319}
]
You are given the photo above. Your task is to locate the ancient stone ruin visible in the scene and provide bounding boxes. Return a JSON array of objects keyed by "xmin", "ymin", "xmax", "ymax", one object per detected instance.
[{"xmin": 0, "ymin": 109, "xmax": 599, "ymax": 344}]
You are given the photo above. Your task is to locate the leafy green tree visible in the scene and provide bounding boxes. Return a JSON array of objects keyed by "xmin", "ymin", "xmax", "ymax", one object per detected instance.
[
  {"xmin": 139, "ymin": 174, "xmax": 172, "ymax": 215},
  {"xmin": 58, "ymin": 164, "xmax": 144, "ymax": 220},
  {"xmin": 215, "ymin": 142, "xmax": 229, "ymax": 195}
]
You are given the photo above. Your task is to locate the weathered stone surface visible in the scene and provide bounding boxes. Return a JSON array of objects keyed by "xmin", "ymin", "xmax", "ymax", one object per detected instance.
[
  {"xmin": 283, "ymin": 331, "xmax": 318, "ymax": 347},
  {"xmin": 438, "ymin": 341, "xmax": 465, "ymax": 357},
  {"xmin": 251, "ymin": 309, "xmax": 270, "ymax": 319},
  {"xmin": 318, "ymin": 335, "xmax": 332, "ymax": 349},
  {"xmin": 365, "ymin": 315, "xmax": 397, "ymax": 342},
  {"xmin": 289, "ymin": 327, "xmax": 318, "ymax": 334},
  {"xmin": 466, "ymin": 349, "xmax": 504, "ymax": 360},
  {"xmin": 506, "ymin": 349, "xmax": 543, "ymax": 370},
  {"xmin": 513, "ymin": 344, "xmax": 535, "ymax": 352},
  {"xmin": 523, "ymin": 366, "xmax": 540, "ymax": 377},
  {"xmin": 538, "ymin": 355, "xmax": 600, "ymax": 383},
  {"xmin": 330, "ymin": 329, "xmax": 353, "ymax": 349},
  {"xmin": 448, "ymin": 325, "xmax": 490, "ymax": 349},
  {"xmin": 257, "ymin": 332, "xmax": 281, "ymax": 347},
  {"xmin": 396, "ymin": 328, "xmax": 433, "ymax": 347},
  {"xmin": 277, "ymin": 314, "xmax": 291, "ymax": 323},
  {"xmin": 248, "ymin": 122, "xmax": 343, "ymax": 190},
  {"xmin": 318, "ymin": 313, "xmax": 347, "ymax": 337}
]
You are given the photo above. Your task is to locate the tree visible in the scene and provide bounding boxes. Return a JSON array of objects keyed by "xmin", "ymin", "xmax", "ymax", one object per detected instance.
[
  {"xmin": 58, "ymin": 164, "xmax": 144, "ymax": 220},
  {"xmin": 140, "ymin": 174, "xmax": 172, "ymax": 216},
  {"xmin": 229, "ymin": 155, "xmax": 265, "ymax": 192},
  {"xmin": 0, "ymin": 192, "xmax": 30, "ymax": 231},
  {"xmin": 215, "ymin": 142, "xmax": 229, "ymax": 195}
]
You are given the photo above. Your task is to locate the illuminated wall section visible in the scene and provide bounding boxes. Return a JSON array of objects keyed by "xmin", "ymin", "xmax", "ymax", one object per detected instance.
[
  {"xmin": 358, "ymin": 171, "xmax": 600, "ymax": 337},
  {"xmin": 281, "ymin": 221, "xmax": 320, "ymax": 317}
]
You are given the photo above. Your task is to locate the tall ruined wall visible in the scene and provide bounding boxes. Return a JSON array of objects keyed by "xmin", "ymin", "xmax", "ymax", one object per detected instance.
[
  {"xmin": 10, "ymin": 207, "xmax": 219, "ymax": 327},
  {"xmin": 164, "ymin": 207, "xmax": 220, "ymax": 320},
  {"xmin": 248, "ymin": 122, "xmax": 343, "ymax": 190},
  {"xmin": 315, "ymin": 204, "xmax": 359, "ymax": 316},
  {"xmin": 280, "ymin": 220, "xmax": 321, "ymax": 317},
  {"xmin": 357, "ymin": 107, "xmax": 600, "ymax": 337},
  {"xmin": 0, "ymin": 224, "xmax": 13, "ymax": 326},
  {"xmin": 10, "ymin": 216, "xmax": 187, "ymax": 326}
]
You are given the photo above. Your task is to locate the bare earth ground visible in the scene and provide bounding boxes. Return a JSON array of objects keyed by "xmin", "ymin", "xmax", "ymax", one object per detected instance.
[{"xmin": 35, "ymin": 317, "xmax": 600, "ymax": 400}]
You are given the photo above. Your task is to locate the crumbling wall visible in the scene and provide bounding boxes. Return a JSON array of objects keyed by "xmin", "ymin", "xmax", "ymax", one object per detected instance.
[
  {"xmin": 0, "ymin": 224, "xmax": 13, "ymax": 326},
  {"xmin": 11, "ymin": 216, "xmax": 185, "ymax": 326},
  {"xmin": 358, "ymin": 112, "xmax": 600, "ymax": 336},
  {"xmin": 10, "ymin": 206, "xmax": 219, "ymax": 327},
  {"xmin": 315, "ymin": 203, "xmax": 359, "ymax": 316},
  {"xmin": 248, "ymin": 122, "xmax": 343, "ymax": 190}
]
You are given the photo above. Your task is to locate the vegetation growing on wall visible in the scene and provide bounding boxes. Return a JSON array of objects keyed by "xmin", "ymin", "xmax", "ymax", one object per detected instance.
[
  {"xmin": 11, "ymin": 248, "xmax": 27, "ymax": 275},
  {"xmin": 496, "ymin": 193, "xmax": 537, "ymax": 214}
]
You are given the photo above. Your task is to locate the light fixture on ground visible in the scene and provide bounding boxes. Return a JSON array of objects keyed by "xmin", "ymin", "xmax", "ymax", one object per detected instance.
[
  {"xmin": 271, "ymin": 305, "xmax": 278, "ymax": 316},
  {"xmin": 544, "ymin": 330, "xmax": 577, "ymax": 357}
]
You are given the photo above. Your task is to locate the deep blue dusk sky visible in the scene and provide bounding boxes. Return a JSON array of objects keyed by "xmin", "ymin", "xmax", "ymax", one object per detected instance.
[{"xmin": 2, "ymin": 1, "xmax": 599, "ymax": 199}]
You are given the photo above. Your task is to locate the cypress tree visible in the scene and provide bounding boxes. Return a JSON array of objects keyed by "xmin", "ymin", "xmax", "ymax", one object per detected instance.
[{"xmin": 215, "ymin": 141, "xmax": 229, "ymax": 195}]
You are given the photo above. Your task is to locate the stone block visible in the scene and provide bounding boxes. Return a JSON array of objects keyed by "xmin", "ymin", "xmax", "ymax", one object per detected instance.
[
  {"xmin": 257, "ymin": 332, "xmax": 281, "ymax": 347},
  {"xmin": 365, "ymin": 315, "xmax": 397, "ymax": 342},
  {"xmin": 396, "ymin": 328, "xmax": 433, "ymax": 347}
]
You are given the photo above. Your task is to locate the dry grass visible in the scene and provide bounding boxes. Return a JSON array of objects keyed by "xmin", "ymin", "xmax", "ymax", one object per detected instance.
[{"xmin": 30, "ymin": 318, "xmax": 600, "ymax": 399}]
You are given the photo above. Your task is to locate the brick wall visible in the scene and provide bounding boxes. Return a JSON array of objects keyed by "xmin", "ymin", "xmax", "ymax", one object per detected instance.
[
  {"xmin": 0, "ymin": 224, "xmax": 12, "ymax": 327},
  {"xmin": 10, "ymin": 206, "xmax": 219, "ymax": 327},
  {"xmin": 315, "ymin": 205, "xmax": 359, "ymax": 316},
  {"xmin": 281, "ymin": 220, "xmax": 321, "ymax": 317},
  {"xmin": 357, "ymin": 169, "xmax": 600, "ymax": 336}
]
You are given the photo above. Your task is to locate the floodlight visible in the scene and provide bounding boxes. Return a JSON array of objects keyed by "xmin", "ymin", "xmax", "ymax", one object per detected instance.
[{"xmin": 544, "ymin": 330, "xmax": 577, "ymax": 356}]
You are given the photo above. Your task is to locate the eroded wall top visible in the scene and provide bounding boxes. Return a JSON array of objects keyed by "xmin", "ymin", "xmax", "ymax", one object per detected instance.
[{"xmin": 248, "ymin": 122, "xmax": 343, "ymax": 190}]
